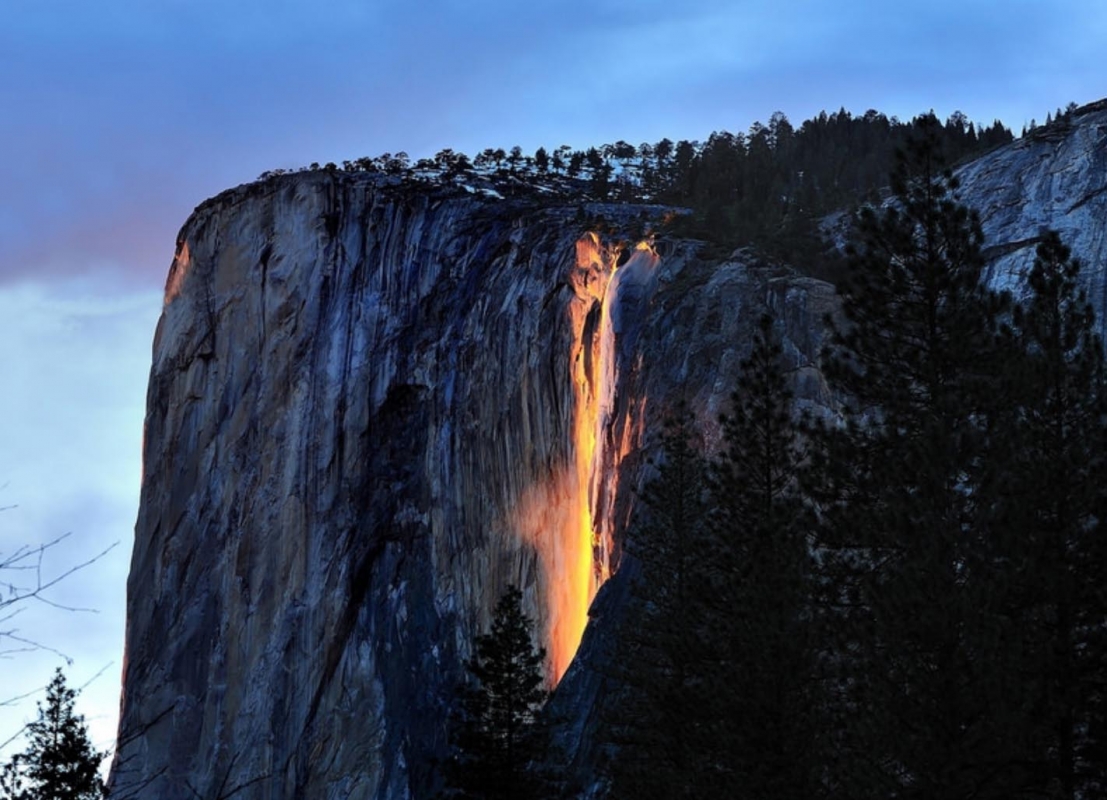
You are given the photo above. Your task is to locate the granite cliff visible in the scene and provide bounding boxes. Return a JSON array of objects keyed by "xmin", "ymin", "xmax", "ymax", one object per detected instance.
[
  {"xmin": 110, "ymin": 102, "xmax": 1107, "ymax": 799},
  {"xmin": 961, "ymin": 102, "xmax": 1107, "ymax": 310}
]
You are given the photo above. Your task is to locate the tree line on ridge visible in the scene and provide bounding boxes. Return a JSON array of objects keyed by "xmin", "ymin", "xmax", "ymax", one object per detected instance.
[{"xmin": 260, "ymin": 106, "xmax": 1023, "ymax": 272}]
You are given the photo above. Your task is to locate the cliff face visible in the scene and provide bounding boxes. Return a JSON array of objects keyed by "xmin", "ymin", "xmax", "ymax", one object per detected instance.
[
  {"xmin": 111, "ymin": 174, "xmax": 833, "ymax": 799},
  {"xmin": 112, "ymin": 105, "xmax": 1107, "ymax": 799}
]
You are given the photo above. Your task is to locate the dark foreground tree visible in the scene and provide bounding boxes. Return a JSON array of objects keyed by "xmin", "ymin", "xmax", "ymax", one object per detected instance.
[
  {"xmin": 804, "ymin": 120, "xmax": 1016, "ymax": 798},
  {"xmin": 610, "ymin": 332, "xmax": 820, "ymax": 799},
  {"xmin": 1, "ymin": 668, "xmax": 105, "ymax": 800},
  {"xmin": 995, "ymin": 231, "xmax": 1107, "ymax": 798},
  {"xmin": 707, "ymin": 313, "xmax": 821, "ymax": 798},
  {"xmin": 442, "ymin": 586, "xmax": 548, "ymax": 800},
  {"xmin": 605, "ymin": 403, "xmax": 711, "ymax": 799}
]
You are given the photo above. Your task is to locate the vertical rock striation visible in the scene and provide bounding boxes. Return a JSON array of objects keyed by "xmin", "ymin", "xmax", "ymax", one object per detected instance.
[{"xmin": 110, "ymin": 175, "xmax": 700, "ymax": 798}]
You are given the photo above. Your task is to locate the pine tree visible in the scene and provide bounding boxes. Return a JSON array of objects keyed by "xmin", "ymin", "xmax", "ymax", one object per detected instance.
[
  {"xmin": 533, "ymin": 146, "xmax": 549, "ymax": 174},
  {"xmin": 707, "ymin": 313, "xmax": 820, "ymax": 798},
  {"xmin": 996, "ymin": 232, "xmax": 1107, "ymax": 798},
  {"xmin": 442, "ymin": 586, "xmax": 548, "ymax": 800},
  {"xmin": 0, "ymin": 757, "xmax": 27, "ymax": 800},
  {"xmin": 805, "ymin": 120, "xmax": 1013, "ymax": 798},
  {"xmin": 2, "ymin": 668, "xmax": 105, "ymax": 800},
  {"xmin": 712, "ymin": 314, "xmax": 803, "ymax": 545},
  {"xmin": 605, "ymin": 403, "xmax": 711, "ymax": 799}
]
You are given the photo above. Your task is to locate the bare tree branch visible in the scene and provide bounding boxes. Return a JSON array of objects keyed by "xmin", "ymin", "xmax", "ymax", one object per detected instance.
[
  {"xmin": 0, "ymin": 506, "xmax": 122, "ymax": 744},
  {"xmin": 0, "ymin": 530, "xmax": 119, "ymax": 672}
]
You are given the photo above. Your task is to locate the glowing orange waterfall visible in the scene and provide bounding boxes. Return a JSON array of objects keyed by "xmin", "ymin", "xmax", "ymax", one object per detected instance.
[
  {"xmin": 513, "ymin": 233, "xmax": 659, "ymax": 684},
  {"xmin": 561, "ymin": 232, "xmax": 609, "ymax": 682},
  {"xmin": 587, "ymin": 240, "xmax": 658, "ymax": 586}
]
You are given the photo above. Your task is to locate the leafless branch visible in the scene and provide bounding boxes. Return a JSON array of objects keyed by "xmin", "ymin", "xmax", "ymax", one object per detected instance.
[
  {"xmin": 108, "ymin": 765, "xmax": 168, "ymax": 800},
  {"xmin": 76, "ymin": 661, "xmax": 114, "ymax": 694},
  {"xmin": 0, "ymin": 531, "xmax": 119, "ymax": 664},
  {"xmin": 0, "ymin": 518, "xmax": 121, "ymax": 743},
  {"xmin": 0, "ymin": 723, "xmax": 30, "ymax": 751},
  {"xmin": 184, "ymin": 752, "xmax": 273, "ymax": 800}
]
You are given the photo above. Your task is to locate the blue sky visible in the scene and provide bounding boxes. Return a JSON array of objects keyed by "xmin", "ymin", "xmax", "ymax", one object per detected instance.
[{"xmin": 3, "ymin": 0, "xmax": 1107, "ymax": 769}]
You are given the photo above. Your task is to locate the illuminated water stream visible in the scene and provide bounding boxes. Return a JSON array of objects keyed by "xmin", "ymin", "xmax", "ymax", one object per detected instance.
[{"xmin": 513, "ymin": 233, "xmax": 659, "ymax": 683}]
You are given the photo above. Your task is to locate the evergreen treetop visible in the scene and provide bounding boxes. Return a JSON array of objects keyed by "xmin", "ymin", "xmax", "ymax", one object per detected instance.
[
  {"xmin": 441, "ymin": 586, "xmax": 547, "ymax": 800},
  {"xmin": 2, "ymin": 668, "xmax": 105, "ymax": 800}
]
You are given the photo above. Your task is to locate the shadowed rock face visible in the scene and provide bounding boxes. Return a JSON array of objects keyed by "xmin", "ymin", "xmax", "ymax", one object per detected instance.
[{"xmin": 111, "ymin": 105, "xmax": 1107, "ymax": 800}]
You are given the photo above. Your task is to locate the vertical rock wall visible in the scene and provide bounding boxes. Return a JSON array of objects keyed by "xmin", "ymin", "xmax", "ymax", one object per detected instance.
[
  {"xmin": 113, "ymin": 176, "xmax": 596, "ymax": 798},
  {"xmin": 111, "ymin": 171, "xmax": 837, "ymax": 799}
]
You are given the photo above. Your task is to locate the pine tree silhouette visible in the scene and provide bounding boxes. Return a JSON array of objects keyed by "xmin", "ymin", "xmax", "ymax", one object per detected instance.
[
  {"xmin": 3, "ymin": 668, "xmax": 105, "ymax": 800},
  {"xmin": 442, "ymin": 586, "xmax": 547, "ymax": 800}
]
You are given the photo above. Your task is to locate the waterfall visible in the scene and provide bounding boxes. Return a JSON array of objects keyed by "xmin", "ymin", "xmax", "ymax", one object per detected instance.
[{"xmin": 513, "ymin": 234, "xmax": 659, "ymax": 683}]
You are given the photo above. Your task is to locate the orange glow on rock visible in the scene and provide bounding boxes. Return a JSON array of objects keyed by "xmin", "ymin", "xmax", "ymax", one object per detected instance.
[
  {"xmin": 551, "ymin": 232, "xmax": 610, "ymax": 683},
  {"xmin": 164, "ymin": 241, "xmax": 191, "ymax": 306},
  {"xmin": 512, "ymin": 233, "xmax": 659, "ymax": 684}
]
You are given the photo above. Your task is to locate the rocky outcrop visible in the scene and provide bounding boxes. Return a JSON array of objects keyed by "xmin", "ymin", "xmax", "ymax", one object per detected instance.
[
  {"xmin": 111, "ymin": 102, "xmax": 1107, "ymax": 799},
  {"xmin": 960, "ymin": 102, "xmax": 1107, "ymax": 317}
]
